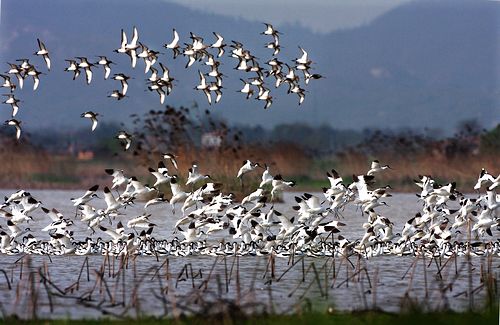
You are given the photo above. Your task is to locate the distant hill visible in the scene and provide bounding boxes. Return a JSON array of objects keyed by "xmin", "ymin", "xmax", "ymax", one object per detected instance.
[{"xmin": 0, "ymin": 0, "xmax": 497, "ymax": 134}]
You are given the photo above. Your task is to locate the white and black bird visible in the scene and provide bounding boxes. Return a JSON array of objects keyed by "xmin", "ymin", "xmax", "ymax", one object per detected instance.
[
  {"xmin": 271, "ymin": 174, "xmax": 296, "ymax": 200},
  {"xmin": 16, "ymin": 58, "xmax": 32, "ymax": 71},
  {"xmin": 210, "ymin": 32, "xmax": 226, "ymax": 57},
  {"xmin": 144, "ymin": 193, "xmax": 167, "ymax": 210},
  {"xmin": 2, "ymin": 94, "xmax": 21, "ymax": 117},
  {"xmin": 169, "ymin": 175, "xmax": 189, "ymax": 214},
  {"xmin": 295, "ymin": 46, "xmax": 311, "ymax": 66},
  {"xmin": 257, "ymin": 88, "xmax": 273, "ymax": 109},
  {"xmin": 265, "ymin": 41, "xmax": 281, "ymax": 56},
  {"xmin": 186, "ymin": 164, "xmax": 212, "ymax": 186},
  {"xmin": 105, "ymin": 169, "xmax": 129, "ymax": 189},
  {"xmin": 99, "ymin": 222, "xmax": 126, "ymax": 243},
  {"xmin": 259, "ymin": 164, "xmax": 274, "ymax": 188},
  {"xmin": 7, "ymin": 219, "xmax": 30, "ymax": 240},
  {"xmin": 96, "ymin": 56, "xmax": 114, "ymax": 79},
  {"xmin": 35, "ymin": 38, "xmax": 51, "ymax": 70},
  {"xmin": 159, "ymin": 62, "xmax": 174, "ymax": 84},
  {"xmin": 40, "ymin": 207, "xmax": 64, "ymax": 223},
  {"xmin": 303, "ymin": 71, "xmax": 323, "ymax": 85},
  {"xmin": 80, "ymin": 111, "xmax": 99, "ymax": 131},
  {"xmin": 129, "ymin": 176, "xmax": 158, "ymax": 202},
  {"xmin": 238, "ymin": 79, "xmax": 254, "ymax": 99},
  {"xmin": 6, "ymin": 62, "xmax": 24, "ymax": 89},
  {"xmin": 262, "ymin": 23, "xmax": 281, "ymax": 38},
  {"xmin": 5, "ymin": 119, "xmax": 21, "ymax": 140},
  {"xmin": 163, "ymin": 152, "xmax": 179, "ymax": 170},
  {"xmin": 25, "ymin": 66, "xmax": 43, "ymax": 90},
  {"xmin": 115, "ymin": 27, "xmax": 140, "ymax": 68},
  {"xmin": 288, "ymin": 84, "xmax": 306, "ymax": 105},
  {"xmin": 178, "ymin": 221, "xmax": 199, "ymax": 243},
  {"xmin": 0, "ymin": 74, "xmax": 17, "ymax": 92},
  {"xmin": 112, "ymin": 73, "xmax": 130, "ymax": 95},
  {"xmin": 108, "ymin": 90, "xmax": 126, "ymax": 100},
  {"xmin": 103, "ymin": 187, "xmax": 122, "ymax": 214},
  {"xmin": 241, "ymin": 188, "xmax": 266, "ymax": 205},
  {"xmin": 64, "ymin": 59, "xmax": 80, "ymax": 80},
  {"xmin": 76, "ymin": 57, "xmax": 94, "ymax": 85},
  {"xmin": 367, "ymin": 160, "xmax": 392, "ymax": 176},
  {"xmin": 71, "ymin": 185, "xmax": 99, "ymax": 206},
  {"xmin": 237, "ymin": 160, "xmax": 260, "ymax": 182},
  {"xmin": 17, "ymin": 196, "xmax": 42, "ymax": 214},
  {"xmin": 4, "ymin": 190, "xmax": 29, "ymax": 204},
  {"xmin": 148, "ymin": 161, "xmax": 171, "ymax": 187},
  {"xmin": 164, "ymin": 28, "xmax": 180, "ymax": 58},
  {"xmin": 116, "ymin": 131, "xmax": 132, "ymax": 150},
  {"xmin": 137, "ymin": 42, "xmax": 159, "ymax": 73}
]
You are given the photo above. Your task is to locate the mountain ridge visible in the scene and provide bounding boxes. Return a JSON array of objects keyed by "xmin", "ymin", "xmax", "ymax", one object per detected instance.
[{"xmin": 0, "ymin": 0, "xmax": 497, "ymax": 134}]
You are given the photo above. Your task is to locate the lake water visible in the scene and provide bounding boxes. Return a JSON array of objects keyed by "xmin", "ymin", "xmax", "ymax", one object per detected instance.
[{"xmin": 0, "ymin": 190, "xmax": 497, "ymax": 319}]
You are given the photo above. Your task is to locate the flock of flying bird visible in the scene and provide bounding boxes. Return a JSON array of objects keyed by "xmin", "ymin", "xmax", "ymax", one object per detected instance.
[
  {"xmin": 0, "ymin": 158, "xmax": 498, "ymax": 258},
  {"xmin": 0, "ymin": 23, "xmax": 498, "ymax": 259},
  {"xmin": 1, "ymin": 23, "xmax": 322, "ymax": 142}
]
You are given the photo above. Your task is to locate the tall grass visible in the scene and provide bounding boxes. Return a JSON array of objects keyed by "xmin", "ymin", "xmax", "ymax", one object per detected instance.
[
  {"xmin": 0, "ymin": 253, "xmax": 496, "ymax": 321},
  {"xmin": 0, "ymin": 135, "xmax": 497, "ymax": 193},
  {"xmin": 334, "ymin": 152, "xmax": 498, "ymax": 190}
]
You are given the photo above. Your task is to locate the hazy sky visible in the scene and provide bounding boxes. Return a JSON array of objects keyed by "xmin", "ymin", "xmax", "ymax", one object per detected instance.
[
  {"xmin": 0, "ymin": 0, "xmax": 496, "ymax": 133},
  {"xmin": 162, "ymin": 0, "xmax": 413, "ymax": 33}
]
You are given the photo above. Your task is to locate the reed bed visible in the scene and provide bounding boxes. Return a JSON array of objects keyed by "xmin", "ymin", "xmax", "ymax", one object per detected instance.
[
  {"xmin": 1, "ymin": 146, "xmax": 497, "ymax": 195},
  {"xmin": 0, "ymin": 105, "xmax": 497, "ymax": 192},
  {"xmin": 0, "ymin": 251, "xmax": 496, "ymax": 320},
  {"xmin": 333, "ymin": 152, "xmax": 499, "ymax": 191}
]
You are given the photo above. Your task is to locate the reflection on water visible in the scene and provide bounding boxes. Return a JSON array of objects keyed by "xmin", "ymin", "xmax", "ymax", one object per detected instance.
[{"xmin": 0, "ymin": 253, "xmax": 496, "ymax": 319}]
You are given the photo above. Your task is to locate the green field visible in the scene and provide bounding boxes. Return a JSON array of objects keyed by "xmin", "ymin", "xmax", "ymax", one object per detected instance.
[{"xmin": 1, "ymin": 309, "xmax": 498, "ymax": 325}]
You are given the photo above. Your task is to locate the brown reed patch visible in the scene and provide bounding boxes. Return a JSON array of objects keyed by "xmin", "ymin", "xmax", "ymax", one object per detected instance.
[
  {"xmin": 335, "ymin": 152, "xmax": 498, "ymax": 191},
  {"xmin": 0, "ymin": 135, "xmax": 496, "ymax": 193}
]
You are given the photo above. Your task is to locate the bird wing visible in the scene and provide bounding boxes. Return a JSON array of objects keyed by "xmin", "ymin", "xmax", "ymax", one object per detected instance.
[
  {"xmin": 32, "ymin": 75, "xmax": 40, "ymax": 90},
  {"xmin": 104, "ymin": 190, "xmax": 117, "ymax": 208},
  {"xmin": 129, "ymin": 49, "xmax": 137, "ymax": 68},
  {"xmin": 84, "ymin": 68, "xmax": 92, "ymax": 84},
  {"xmin": 130, "ymin": 26, "xmax": 139, "ymax": 47},
  {"xmin": 203, "ymin": 89, "xmax": 212, "ymax": 105},
  {"xmin": 167, "ymin": 29, "xmax": 179, "ymax": 48},
  {"xmin": 14, "ymin": 124, "xmax": 21, "ymax": 140},
  {"xmin": 43, "ymin": 55, "xmax": 51, "ymax": 70},
  {"xmin": 104, "ymin": 65, "xmax": 111, "ymax": 79},
  {"xmin": 91, "ymin": 117, "xmax": 98, "ymax": 131},
  {"xmin": 120, "ymin": 29, "xmax": 127, "ymax": 48},
  {"xmin": 121, "ymin": 80, "xmax": 128, "ymax": 95}
]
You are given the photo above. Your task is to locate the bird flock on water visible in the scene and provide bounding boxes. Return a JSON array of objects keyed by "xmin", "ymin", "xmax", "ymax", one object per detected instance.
[
  {"xmin": 2, "ymin": 23, "xmax": 322, "ymax": 142},
  {"xmin": 0, "ymin": 158, "xmax": 498, "ymax": 258}
]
